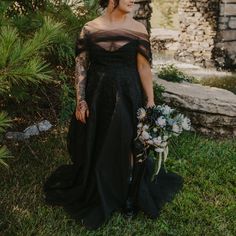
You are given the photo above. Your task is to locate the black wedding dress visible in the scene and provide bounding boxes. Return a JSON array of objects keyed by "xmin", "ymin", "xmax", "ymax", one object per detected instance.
[{"xmin": 43, "ymin": 24, "xmax": 183, "ymax": 230}]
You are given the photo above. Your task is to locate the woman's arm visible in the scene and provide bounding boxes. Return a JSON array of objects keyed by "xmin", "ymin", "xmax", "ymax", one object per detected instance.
[
  {"xmin": 75, "ymin": 25, "xmax": 90, "ymax": 123},
  {"xmin": 137, "ymin": 53, "xmax": 155, "ymax": 108},
  {"xmin": 135, "ymin": 21, "xmax": 155, "ymax": 108}
]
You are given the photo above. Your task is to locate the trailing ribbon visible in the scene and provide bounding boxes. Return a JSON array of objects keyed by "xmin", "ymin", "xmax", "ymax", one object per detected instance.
[{"xmin": 151, "ymin": 145, "xmax": 169, "ymax": 181}]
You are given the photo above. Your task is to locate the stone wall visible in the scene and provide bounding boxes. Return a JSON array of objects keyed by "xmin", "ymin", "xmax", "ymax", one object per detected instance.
[
  {"xmin": 175, "ymin": 0, "xmax": 236, "ymax": 69},
  {"xmin": 132, "ymin": 0, "xmax": 152, "ymax": 34},
  {"xmin": 175, "ymin": 0, "xmax": 219, "ymax": 68},
  {"xmin": 215, "ymin": 0, "xmax": 236, "ymax": 68}
]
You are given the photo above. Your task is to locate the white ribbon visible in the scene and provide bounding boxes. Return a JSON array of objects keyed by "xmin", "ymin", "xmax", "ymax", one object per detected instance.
[{"xmin": 155, "ymin": 145, "xmax": 169, "ymax": 176}]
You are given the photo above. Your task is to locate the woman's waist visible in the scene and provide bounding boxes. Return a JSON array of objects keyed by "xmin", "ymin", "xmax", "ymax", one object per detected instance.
[
  {"xmin": 89, "ymin": 62, "xmax": 138, "ymax": 71},
  {"xmin": 87, "ymin": 63, "xmax": 141, "ymax": 85}
]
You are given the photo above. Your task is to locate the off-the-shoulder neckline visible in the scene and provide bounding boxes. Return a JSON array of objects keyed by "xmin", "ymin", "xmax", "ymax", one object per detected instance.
[{"xmin": 86, "ymin": 28, "xmax": 149, "ymax": 39}]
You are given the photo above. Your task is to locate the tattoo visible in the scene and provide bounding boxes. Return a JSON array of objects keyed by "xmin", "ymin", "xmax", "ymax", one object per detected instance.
[{"xmin": 75, "ymin": 26, "xmax": 89, "ymax": 104}]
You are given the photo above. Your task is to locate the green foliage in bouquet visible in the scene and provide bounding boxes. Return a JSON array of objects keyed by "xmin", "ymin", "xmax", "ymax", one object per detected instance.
[{"xmin": 135, "ymin": 105, "xmax": 191, "ymax": 181}]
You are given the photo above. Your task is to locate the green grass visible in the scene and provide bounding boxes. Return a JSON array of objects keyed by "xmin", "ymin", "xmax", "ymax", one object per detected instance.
[
  {"xmin": 0, "ymin": 128, "xmax": 236, "ymax": 236},
  {"xmin": 199, "ymin": 75, "xmax": 236, "ymax": 94}
]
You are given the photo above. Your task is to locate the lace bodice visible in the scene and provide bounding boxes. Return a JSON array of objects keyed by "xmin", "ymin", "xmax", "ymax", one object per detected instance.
[{"xmin": 74, "ymin": 23, "xmax": 153, "ymax": 105}]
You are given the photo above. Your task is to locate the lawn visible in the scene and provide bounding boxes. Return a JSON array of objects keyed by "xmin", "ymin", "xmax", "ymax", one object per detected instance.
[{"xmin": 0, "ymin": 127, "xmax": 235, "ymax": 236}]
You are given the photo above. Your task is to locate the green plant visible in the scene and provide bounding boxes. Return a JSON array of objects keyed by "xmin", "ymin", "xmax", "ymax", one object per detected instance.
[
  {"xmin": 0, "ymin": 0, "xmax": 99, "ymax": 123},
  {"xmin": 157, "ymin": 64, "xmax": 194, "ymax": 83},
  {"xmin": 0, "ymin": 112, "xmax": 12, "ymax": 167},
  {"xmin": 58, "ymin": 73, "xmax": 76, "ymax": 122},
  {"xmin": 153, "ymin": 81, "xmax": 165, "ymax": 105},
  {"xmin": 0, "ymin": 17, "xmax": 63, "ymax": 98}
]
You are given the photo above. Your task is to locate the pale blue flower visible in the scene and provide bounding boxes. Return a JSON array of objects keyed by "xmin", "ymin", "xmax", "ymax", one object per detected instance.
[{"xmin": 156, "ymin": 116, "xmax": 166, "ymax": 127}]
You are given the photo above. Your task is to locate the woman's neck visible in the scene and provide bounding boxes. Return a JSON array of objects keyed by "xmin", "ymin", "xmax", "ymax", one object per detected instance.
[{"xmin": 103, "ymin": 9, "xmax": 129, "ymax": 26}]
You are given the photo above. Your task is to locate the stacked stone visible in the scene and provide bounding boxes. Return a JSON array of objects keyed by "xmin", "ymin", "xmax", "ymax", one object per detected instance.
[
  {"xmin": 132, "ymin": 0, "xmax": 152, "ymax": 34},
  {"xmin": 215, "ymin": 0, "xmax": 236, "ymax": 69},
  {"xmin": 219, "ymin": 1, "xmax": 236, "ymax": 30},
  {"xmin": 175, "ymin": 0, "xmax": 219, "ymax": 68}
]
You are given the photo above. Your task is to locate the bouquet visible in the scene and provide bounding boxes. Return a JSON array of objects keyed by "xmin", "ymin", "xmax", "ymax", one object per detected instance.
[{"xmin": 134, "ymin": 104, "xmax": 191, "ymax": 181}]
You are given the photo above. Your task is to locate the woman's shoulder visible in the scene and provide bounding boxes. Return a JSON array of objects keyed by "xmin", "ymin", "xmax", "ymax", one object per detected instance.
[
  {"xmin": 82, "ymin": 17, "xmax": 103, "ymax": 32},
  {"xmin": 130, "ymin": 18, "xmax": 148, "ymax": 35},
  {"xmin": 84, "ymin": 17, "xmax": 147, "ymax": 31}
]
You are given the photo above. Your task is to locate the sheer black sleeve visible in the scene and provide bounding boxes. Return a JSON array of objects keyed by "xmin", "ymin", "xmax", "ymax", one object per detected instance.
[
  {"xmin": 75, "ymin": 25, "xmax": 90, "ymax": 104},
  {"xmin": 137, "ymin": 38, "xmax": 153, "ymax": 68}
]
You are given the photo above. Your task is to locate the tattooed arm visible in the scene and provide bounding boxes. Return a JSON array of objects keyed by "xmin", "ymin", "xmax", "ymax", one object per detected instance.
[{"xmin": 75, "ymin": 25, "xmax": 90, "ymax": 123}]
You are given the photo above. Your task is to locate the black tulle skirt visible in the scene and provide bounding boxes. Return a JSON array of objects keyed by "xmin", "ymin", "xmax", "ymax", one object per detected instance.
[{"xmin": 43, "ymin": 64, "xmax": 184, "ymax": 230}]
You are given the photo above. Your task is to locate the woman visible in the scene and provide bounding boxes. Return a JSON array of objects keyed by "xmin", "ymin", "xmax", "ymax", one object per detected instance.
[{"xmin": 43, "ymin": 0, "xmax": 183, "ymax": 230}]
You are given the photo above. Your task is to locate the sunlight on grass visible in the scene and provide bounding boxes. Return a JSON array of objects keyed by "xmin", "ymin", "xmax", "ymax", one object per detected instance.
[{"xmin": 0, "ymin": 129, "xmax": 235, "ymax": 235}]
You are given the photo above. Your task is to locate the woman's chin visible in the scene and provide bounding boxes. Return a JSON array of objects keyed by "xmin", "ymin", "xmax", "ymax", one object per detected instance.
[{"xmin": 122, "ymin": 9, "xmax": 132, "ymax": 14}]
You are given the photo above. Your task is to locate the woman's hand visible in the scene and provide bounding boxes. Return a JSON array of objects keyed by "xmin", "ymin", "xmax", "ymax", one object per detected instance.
[
  {"xmin": 75, "ymin": 100, "xmax": 89, "ymax": 124},
  {"xmin": 146, "ymin": 100, "xmax": 155, "ymax": 108}
]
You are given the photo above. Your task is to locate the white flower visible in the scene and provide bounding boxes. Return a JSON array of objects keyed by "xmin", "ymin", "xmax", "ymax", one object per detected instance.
[
  {"xmin": 153, "ymin": 128, "xmax": 157, "ymax": 132},
  {"xmin": 172, "ymin": 124, "xmax": 180, "ymax": 134},
  {"xmin": 153, "ymin": 136, "xmax": 162, "ymax": 145},
  {"xmin": 141, "ymin": 131, "xmax": 150, "ymax": 140},
  {"xmin": 155, "ymin": 147, "xmax": 164, "ymax": 153},
  {"xmin": 147, "ymin": 140, "xmax": 154, "ymax": 145},
  {"xmin": 143, "ymin": 125, "xmax": 149, "ymax": 130},
  {"xmin": 137, "ymin": 108, "xmax": 146, "ymax": 120},
  {"xmin": 137, "ymin": 129, "xmax": 142, "ymax": 136},
  {"xmin": 162, "ymin": 105, "xmax": 174, "ymax": 115},
  {"xmin": 156, "ymin": 116, "xmax": 166, "ymax": 127},
  {"xmin": 182, "ymin": 117, "xmax": 191, "ymax": 130},
  {"xmin": 137, "ymin": 122, "xmax": 143, "ymax": 128},
  {"xmin": 163, "ymin": 135, "xmax": 169, "ymax": 141},
  {"xmin": 139, "ymin": 135, "xmax": 144, "ymax": 142}
]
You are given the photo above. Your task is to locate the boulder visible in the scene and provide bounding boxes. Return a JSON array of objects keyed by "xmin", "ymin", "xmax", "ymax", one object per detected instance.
[
  {"xmin": 154, "ymin": 76, "xmax": 236, "ymax": 137},
  {"xmin": 6, "ymin": 120, "xmax": 53, "ymax": 141}
]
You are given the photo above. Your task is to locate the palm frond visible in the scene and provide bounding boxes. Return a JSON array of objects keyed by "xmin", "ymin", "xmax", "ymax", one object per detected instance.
[
  {"xmin": 0, "ymin": 112, "xmax": 11, "ymax": 133},
  {"xmin": 0, "ymin": 145, "xmax": 12, "ymax": 168},
  {"xmin": 0, "ymin": 26, "xmax": 19, "ymax": 67}
]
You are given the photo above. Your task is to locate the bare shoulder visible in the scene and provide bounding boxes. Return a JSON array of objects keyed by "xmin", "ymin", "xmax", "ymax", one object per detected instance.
[
  {"xmin": 83, "ymin": 16, "xmax": 103, "ymax": 31},
  {"xmin": 82, "ymin": 18, "xmax": 98, "ymax": 33},
  {"xmin": 130, "ymin": 19, "xmax": 148, "ymax": 35}
]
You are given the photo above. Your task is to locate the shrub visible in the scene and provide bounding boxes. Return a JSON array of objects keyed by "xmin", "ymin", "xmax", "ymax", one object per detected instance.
[
  {"xmin": 0, "ymin": 18, "xmax": 63, "ymax": 98},
  {"xmin": 153, "ymin": 81, "xmax": 165, "ymax": 105},
  {"xmin": 58, "ymin": 73, "xmax": 76, "ymax": 123},
  {"xmin": 0, "ymin": 0, "xmax": 99, "ymax": 124},
  {"xmin": 157, "ymin": 64, "xmax": 194, "ymax": 83}
]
